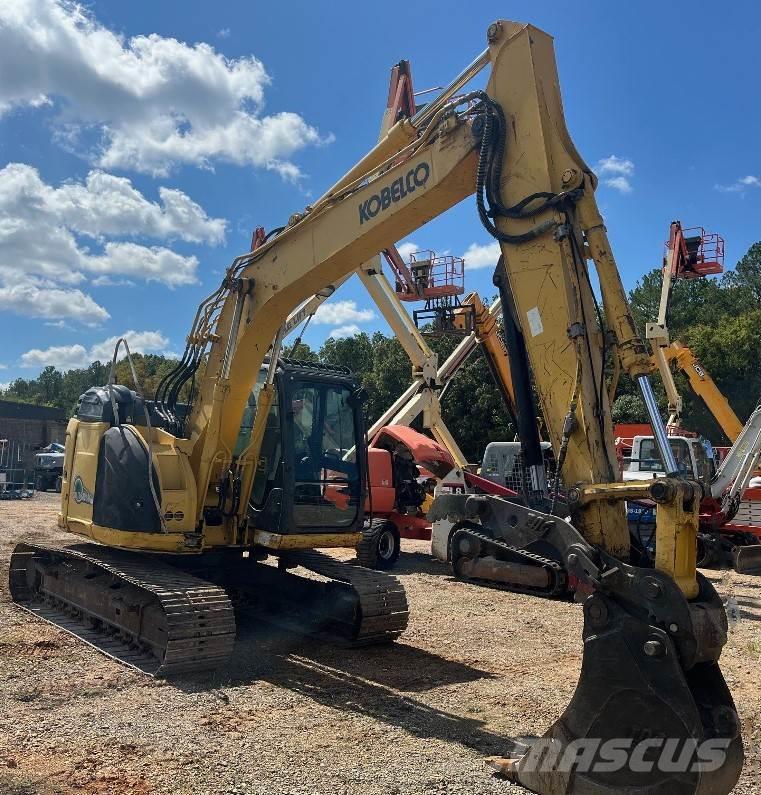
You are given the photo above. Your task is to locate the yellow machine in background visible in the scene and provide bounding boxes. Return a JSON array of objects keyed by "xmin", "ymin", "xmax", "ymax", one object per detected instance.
[
  {"xmin": 10, "ymin": 20, "xmax": 743, "ymax": 795},
  {"xmin": 658, "ymin": 340, "xmax": 744, "ymax": 442}
]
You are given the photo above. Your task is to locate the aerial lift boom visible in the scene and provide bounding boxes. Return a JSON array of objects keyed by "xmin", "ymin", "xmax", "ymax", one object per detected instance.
[
  {"xmin": 367, "ymin": 293, "xmax": 516, "ymax": 440},
  {"xmin": 644, "ymin": 222, "xmax": 761, "ymax": 569},
  {"xmin": 658, "ymin": 341, "xmax": 744, "ymax": 440},
  {"xmin": 12, "ymin": 22, "xmax": 742, "ymax": 794}
]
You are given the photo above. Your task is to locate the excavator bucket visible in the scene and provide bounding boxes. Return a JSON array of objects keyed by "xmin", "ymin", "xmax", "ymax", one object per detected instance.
[
  {"xmin": 430, "ymin": 494, "xmax": 744, "ymax": 795},
  {"xmin": 499, "ymin": 588, "xmax": 743, "ymax": 794}
]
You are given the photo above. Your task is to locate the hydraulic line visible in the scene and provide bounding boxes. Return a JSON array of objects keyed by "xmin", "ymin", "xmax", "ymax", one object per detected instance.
[{"xmin": 493, "ymin": 259, "xmax": 547, "ymax": 499}]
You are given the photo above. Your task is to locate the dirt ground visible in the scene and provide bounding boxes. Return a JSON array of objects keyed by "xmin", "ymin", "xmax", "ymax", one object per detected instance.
[{"xmin": 1, "ymin": 493, "xmax": 760, "ymax": 795}]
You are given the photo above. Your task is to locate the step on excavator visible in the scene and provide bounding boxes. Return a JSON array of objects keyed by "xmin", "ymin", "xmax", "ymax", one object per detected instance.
[{"xmin": 11, "ymin": 19, "xmax": 742, "ymax": 794}]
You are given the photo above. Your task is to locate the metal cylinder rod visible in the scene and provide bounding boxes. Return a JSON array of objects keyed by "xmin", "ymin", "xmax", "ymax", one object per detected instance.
[
  {"xmin": 220, "ymin": 288, "xmax": 245, "ymax": 380},
  {"xmin": 411, "ymin": 49, "xmax": 490, "ymax": 129},
  {"xmin": 637, "ymin": 375, "xmax": 679, "ymax": 473},
  {"xmin": 266, "ymin": 325, "xmax": 286, "ymax": 385}
]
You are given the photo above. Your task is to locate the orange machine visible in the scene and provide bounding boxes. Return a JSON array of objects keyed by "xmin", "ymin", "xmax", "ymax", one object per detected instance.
[{"xmin": 360, "ymin": 424, "xmax": 516, "ymax": 568}]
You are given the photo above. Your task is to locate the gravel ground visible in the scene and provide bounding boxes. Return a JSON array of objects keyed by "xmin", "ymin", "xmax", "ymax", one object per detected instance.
[{"xmin": 1, "ymin": 493, "xmax": 760, "ymax": 795}]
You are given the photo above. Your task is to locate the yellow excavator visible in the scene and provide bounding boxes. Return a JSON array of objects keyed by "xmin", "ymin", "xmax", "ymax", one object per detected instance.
[{"xmin": 10, "ymin": 19, "xmax": 742, "ymax": 794}]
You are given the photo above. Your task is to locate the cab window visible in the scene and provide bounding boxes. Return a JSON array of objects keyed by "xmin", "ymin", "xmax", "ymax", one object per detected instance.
[
  {"xmin": 291, "ymin": 380, "xmax": 360, "ymax": 528},
  {"xmin": 638, "ymin": 438, "xmax": 693, "ymax": 475}
]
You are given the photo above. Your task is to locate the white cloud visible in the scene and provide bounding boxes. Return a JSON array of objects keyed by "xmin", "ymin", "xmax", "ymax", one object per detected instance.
[
  {"xmin": 20, "ymin": 330, "xmax": 171, "ymax": 371},
  {"xmin": 0, "ymin": 381, "xmax": 10, "ymax": 391},
  {"xmin": 0, "ymin": 363, "xmax": 7, "ymax": 369},
  {"xmin": 20, "ymin": 343, "xmax": 90, "ymax": 371},
  {"xmin": 328, "ymin": 324, "xmax": 362, "ymax": 339},
  {"xmin": 0, "ymin": 280, "xmax": 109, "ymax": 324},
  {"xmin": 596, "ymin": 155, "xmax": 634, "ymax": 176},
  {"xmin": 12, "ymin": 167, "xmax": 225, "ymax": 243},
  {"xmin": 395, "ymin": 241, "xmax": 419, "ymax": 261},
  {"xmin": 313, "ymin": 300, "xmax": 375, "ymax": 325},
  {"xmin": 462, "ymin": 241, "xmax": 501, "ymax": 270},
  {"xmin": 85, "ymin": 243, "xmax": 199, "ymax": 287},
  {"xmin": 715, "ymin": 175, "xmax": 761, "ymax": 193},
  {"xmin": 217, "ymin": 28, "xmax": 231, "ymax": 39},
  {"xmin": 0, "ymin": 0, "xmax": 330, "ymax": 177},
  {"xmin": 596, "ymin": 155, "xmax": 634, "ymax": 193},
  {"xmin": 0, "ymin": 162, "xmax": 222, "ymax": 320},
  {"xmin": 0, "ymin": 163, "xmax": 222, "ymax": 279},
  {"xmin": 88, "ymin": 330, "xmax": 171, "ymax": 362},
  {"xmin": 91, "ymin": 276, "xmax": 135, "ymax": 288},
  {"xmin": 603, "ymin": 175, "xmax": 633, "ymax": 194}
]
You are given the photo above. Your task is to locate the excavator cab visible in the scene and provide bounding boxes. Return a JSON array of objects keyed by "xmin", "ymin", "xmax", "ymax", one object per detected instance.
[{"xmin": 236, "ymin": 358, "xmax": 367, "ymax": 537}]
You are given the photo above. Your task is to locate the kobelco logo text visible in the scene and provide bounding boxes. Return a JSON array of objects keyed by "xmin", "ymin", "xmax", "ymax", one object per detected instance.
[{"xmin": 359, "ymin": 162, "xmax": 430, "ymax": 225}]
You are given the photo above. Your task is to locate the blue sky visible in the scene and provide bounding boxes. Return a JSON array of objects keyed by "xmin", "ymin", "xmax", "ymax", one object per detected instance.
[{"xmin": 1, "ymin": 0, "xmax": 759, "ymax": 385}]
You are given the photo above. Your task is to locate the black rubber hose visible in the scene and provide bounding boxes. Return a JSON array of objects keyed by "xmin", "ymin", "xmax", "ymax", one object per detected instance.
[{"xmin": 492, "ymin": 256, "xmax": 545, "ymax": 474}]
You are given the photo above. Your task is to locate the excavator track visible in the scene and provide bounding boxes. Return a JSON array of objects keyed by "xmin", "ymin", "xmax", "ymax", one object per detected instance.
[
  {"xmin": 216, "ymin": 550, "xmax": 409, "ymax": 646},
  {"xmin": 293, "ymin": 550, "xmax": 409, "ymax": 644},
  {"xmin": 450, "ymin": 524, "xmax": 568, "ymax": 598},
  {"xmin": 9, "ymin": 542, "xmax": 236, "ymax": 676}
]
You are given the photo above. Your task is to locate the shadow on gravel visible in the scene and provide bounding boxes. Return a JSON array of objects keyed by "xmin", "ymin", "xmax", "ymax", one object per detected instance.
[
  {"xmin": 171, "ymin": 617, "xmax": 505, "ymax": 754},
  {"xmin": 178, "ymin": 612, "xmax": 494, "ymax": 693},
  {"xmin": 734, "ymin": 597, "xmax": 761, "ymax": 621},
  {"xmin": 239, "ymin": 612, "xmax": 493, "ymax": 690},
  {"xmin": 387, "ymin": 551, "xmax": 455, "ymax": 578},
  {"xmin": 256, "ymin": 651, "xmax": 507, "ymax": 754}
]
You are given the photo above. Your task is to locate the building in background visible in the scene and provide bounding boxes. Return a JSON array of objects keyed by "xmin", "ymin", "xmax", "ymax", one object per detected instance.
[{"xmin": 0, "ymin": 401, "xmax": 67, "ymax": 471}]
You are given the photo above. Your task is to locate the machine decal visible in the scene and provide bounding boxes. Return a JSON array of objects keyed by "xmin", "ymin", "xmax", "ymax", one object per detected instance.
[
  {"xmin": 72, "ymin": 475, "xmax": 94, "ymax": 505},
  {"xmin": 359, "ymin": 161, "xmax": 430, "ymax": 224},
  {"xmin": 526, "ymin": 306, "xmax": 544, "ymax": 337}
]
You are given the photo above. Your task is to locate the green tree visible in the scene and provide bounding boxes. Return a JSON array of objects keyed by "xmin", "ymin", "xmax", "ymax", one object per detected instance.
[
  {"xmin": 628, "ymin": 268, "xmax": 729, "ymax": 340},
  {"xmin": 723, "ymin": 241, "xmax": 761, "ymax": 304},
  {"xmin": 612, "ymin": 393, "xmax": 647, "ymax": 424},
  {"xmin": 686, "ymin": 309, "xmax": 761, "ymax": 424}
]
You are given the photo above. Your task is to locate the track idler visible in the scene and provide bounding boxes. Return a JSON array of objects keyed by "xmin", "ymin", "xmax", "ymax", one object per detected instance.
[{"xmin": 429, "ymin": 494, "xmax": 744, "ymax": 794}]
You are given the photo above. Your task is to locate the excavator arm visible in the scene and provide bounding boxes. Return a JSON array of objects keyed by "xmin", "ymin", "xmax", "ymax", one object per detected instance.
[{"xmin": 184, "ymin": 23, "xmax": 669, "ymax": 553}]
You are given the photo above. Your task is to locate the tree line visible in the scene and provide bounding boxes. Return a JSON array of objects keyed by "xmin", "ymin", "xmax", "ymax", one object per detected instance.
[{"xmin": 3, "ymin": 241, "xmax": 760, "ymax": 461}]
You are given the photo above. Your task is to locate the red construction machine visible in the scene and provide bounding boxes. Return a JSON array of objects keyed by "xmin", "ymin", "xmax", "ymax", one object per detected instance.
[{"xmin": 360, "ymin": 424, "xmax": 516, "ymax": 568}]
